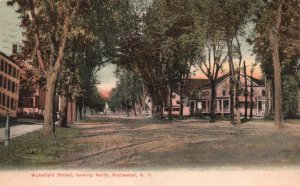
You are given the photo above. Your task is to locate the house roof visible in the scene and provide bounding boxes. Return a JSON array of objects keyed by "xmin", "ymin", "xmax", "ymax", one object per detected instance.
[
  {"xmin": 173, "ymin": 79, "xmax": 208, "ymax": 97},
  {"xmin": 186, "ymin": 79, "xmax": 208, "ymax": 91},
  {"xmin": 201, "ymin": 73, "xmax": 264, "ymax": 89},
  {"xmin": 0, "ymin": 51, "xmax": 18, "ymax": 66}
]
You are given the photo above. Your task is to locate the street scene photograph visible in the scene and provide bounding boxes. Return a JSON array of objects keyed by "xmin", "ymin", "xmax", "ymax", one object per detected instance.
[{"xmin": 0, "ymin": 0, "xmax": 300, "ymax": 185}]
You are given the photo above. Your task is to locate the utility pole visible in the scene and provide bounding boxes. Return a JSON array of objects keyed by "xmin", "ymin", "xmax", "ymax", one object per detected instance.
[
  {"xmin": 4, "ymin": 112, "xmax": 10, "ymax": 146},
  {"xmin": 250, "ymin": 66, "xmax": 255, "ymax": 119}
]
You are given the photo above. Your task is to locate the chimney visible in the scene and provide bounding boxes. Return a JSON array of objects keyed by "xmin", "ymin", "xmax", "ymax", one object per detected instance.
[{"xmin": 12, "ymin": 44, "xmax": 18, "ymax": 55}]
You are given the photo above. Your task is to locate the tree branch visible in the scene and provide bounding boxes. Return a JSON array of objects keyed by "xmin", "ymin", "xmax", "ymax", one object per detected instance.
[
  {"xmin": 29, "ymin": 0, "xmax": 47, "ymax": 76},
  {"xmin": 53, "ymin": 16, "xmax": 69, "ymax": 73}
]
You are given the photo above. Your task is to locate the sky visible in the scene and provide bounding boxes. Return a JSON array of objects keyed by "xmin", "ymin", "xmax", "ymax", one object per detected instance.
[
  {"xmin": 0, "ymin": 0, "xmax": 23, "ymax": 55},
  {"xmin": 0, "ymin": 0, "xmax": 261, "ymax": 98},
  {"xmin": 0, "ymin": 0, "xmax": 117, "ymax": 98}
]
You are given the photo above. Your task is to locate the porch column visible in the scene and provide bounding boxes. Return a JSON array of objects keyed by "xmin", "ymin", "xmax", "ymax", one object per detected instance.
[
  {"xmin": 256, "ymin": 97, "xmax": 259, "ymax": 116},
  {"xmin": 222, "ymin": 99, "xmax": 224, "ymax": 116}
]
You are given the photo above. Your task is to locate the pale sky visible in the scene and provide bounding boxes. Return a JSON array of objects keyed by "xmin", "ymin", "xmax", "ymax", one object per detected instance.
[
  {"xmin": 0, "ymin": 1, "xmax": 260, "ymax": 97},
  {"xmin": 0, "ymin": 1, "xmax": 117, "ymax": 95},
  {"xmin": 0, "ymin": 0, "xmax": 23, "ymax": 55}
]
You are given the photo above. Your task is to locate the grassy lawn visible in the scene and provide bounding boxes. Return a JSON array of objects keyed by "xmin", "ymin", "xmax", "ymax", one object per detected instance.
[
  {"xmin": 0, "ymin": 127, "xmax": 89, "ymax": 169},
  {"xmin": 286, "ymin": 119, "xmax": 300, "ymax": 125}
]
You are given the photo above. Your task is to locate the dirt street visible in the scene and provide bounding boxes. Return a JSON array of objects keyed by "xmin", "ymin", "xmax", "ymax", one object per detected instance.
[{"xmin": 57, "ymin": 116, "xmax": 300, "ymax": 169}]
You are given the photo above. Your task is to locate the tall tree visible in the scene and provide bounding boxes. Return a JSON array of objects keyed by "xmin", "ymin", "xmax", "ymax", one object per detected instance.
[
  {"xmin": 193, "ymin": 0, "xmax": 254, "ymax": 123},
  {"xmin": 252, "ymin": 0, "xmax": 300, "ymax": 127},
  {"xmin": 243, "ymin": 60, "xmax": 248, "ymax": 120},
  {"xmin": 109, "ymin": 69, "xmax": 145, "ymax": 116},
  {"xmin": 117, "ymin": 0, "xmax": 201, "ymax": 119},
  {"xmin": 8, "ymin": 0, "xmax": 89, "ymax": 136},
  {"xmin": 192, "ymin": 0, "xmax": 228, "ymax": 122},
  {"xmin": 219, "ymin": 0, "xmax": 256, "ymax": 125},
  {"xmin": 9, "ymin": 0, "xmax": 131, "ymax": 136}
]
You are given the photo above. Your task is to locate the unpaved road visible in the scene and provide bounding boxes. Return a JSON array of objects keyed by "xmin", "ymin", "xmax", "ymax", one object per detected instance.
[{"xmin": 61, "ymin": 117, "xmax": 300, "ymax": 169}]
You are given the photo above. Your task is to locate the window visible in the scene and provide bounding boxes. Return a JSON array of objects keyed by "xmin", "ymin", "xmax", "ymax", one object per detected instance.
[
  {"xmin": 35, "ymin": 96, "xmax": 40, "ymax": 107},
  {"xmin": 6, "ymin": 95, "xmax": 10, "ymax": 108},
  {"xmin": 12, "ymin": 82, "xmax": 15, "ymax": 93},
  {"xmin": 0, "ymin": 60, "xmax": 3, "ymax": 71},
  {"xmin": 4, "ymin": 62, "xmax": 7, "ymax": 73},
  {"xmin": 13, "ymin": 67, "xmax": 16, "ymax": 78},
  {"xmin": 202, "ymin": 101, "xmax": 206, "ymax": 110},
  {"xmin": 262, "ymin": 90, "xmax": 266, "ymax": 97},
  {"xmin": 3, "ymin": 77, "xmax": 6, "ymax": 89},
  {"xmin": 0, "ymin": 75, "xmax": 2, "ymax": 87},
  {"xmin": 223, "ymin": 100, "xmax": 229, "ymax": 110},
  {"xmin": 7, "ymin": 79, "xmax": 11, "ymax": 91},
  {"xmin": 258, "ymin": 101, "xmax": 262, "ymax": 111},
  {"xmin": 8, "ymin": 64, "xmax": 11, "ymax": 75},
  {"xmin": 172, "ymin": 108, "xmax": 180, "ymax": 112},
  {"xmin": 207, "ymin": 101, "xmax": 211, "ymax": 110},
  {"xmin": 222, "ymin": 90, "xmax": 226, "ymax": 96},
  {"xmin": 10, "ymin": 98, "xmax": 14, "ymax": 110},
  {"xmin": 2, "ymin": 94, "xmax": 5, "ymax": 106}
]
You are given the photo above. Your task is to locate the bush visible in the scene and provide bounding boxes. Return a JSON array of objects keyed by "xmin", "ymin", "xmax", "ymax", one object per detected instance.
[
  {"xmin": 282, "ymin": 75, "xmax": 299, "ymax": 118},
  {"xmin": 17, "ymin": 112, "xmax": 44, "ymax": 120}
]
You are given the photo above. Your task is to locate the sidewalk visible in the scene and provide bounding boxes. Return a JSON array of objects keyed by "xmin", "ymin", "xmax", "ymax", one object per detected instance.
[{"xmin": 0, "ymin": 124, "xmax": 42, "ymax": 142}]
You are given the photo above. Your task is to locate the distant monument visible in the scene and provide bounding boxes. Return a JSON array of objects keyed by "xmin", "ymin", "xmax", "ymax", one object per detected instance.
[{"xmin": 104, "ymin": 102, "xmax": 111, "ymax": 115}]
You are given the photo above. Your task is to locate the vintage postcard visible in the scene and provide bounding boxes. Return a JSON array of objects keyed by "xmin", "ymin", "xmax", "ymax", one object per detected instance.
[{"xmin": 1, "ymin": 0, "xmax": 300, "ymax": 185}]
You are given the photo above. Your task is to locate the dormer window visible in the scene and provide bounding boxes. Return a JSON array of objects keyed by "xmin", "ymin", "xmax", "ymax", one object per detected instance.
[{"xmin": 222, "ymin": 90, "xmax": 226, "ymax": 96}]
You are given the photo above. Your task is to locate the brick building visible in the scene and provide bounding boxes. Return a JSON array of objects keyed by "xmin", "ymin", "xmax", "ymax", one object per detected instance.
[{"xmin": 0, "ymin": 52, "xmax": 20, "ymax": 118}]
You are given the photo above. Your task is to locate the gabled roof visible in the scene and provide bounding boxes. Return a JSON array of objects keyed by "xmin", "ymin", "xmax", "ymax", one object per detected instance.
[
  {"xmin": 186, "ymin": 79, "xmax": 209, "ymax": 91},
  {"xmin": 201, "ymin": 73, "xmax": 264, "ymax": 89},
  {"xmin": 247, "ymin": 74, "xmax": 264, "ymax": 86},
  {"xmin": 173, "ymin": 79, "xmax": 208, "ymax": 97}
]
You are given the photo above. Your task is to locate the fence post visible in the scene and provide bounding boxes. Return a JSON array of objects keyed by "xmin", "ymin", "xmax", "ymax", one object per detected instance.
[{"xmin": 4, "ymin": 112, "xmax": 10, "ymax": 146}]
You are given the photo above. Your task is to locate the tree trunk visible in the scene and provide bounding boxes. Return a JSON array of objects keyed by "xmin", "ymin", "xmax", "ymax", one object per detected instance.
[
  {"xmin": 235, "ymin": 85, "xmax": 241, "ymax": 125},
  {"xmin": 78, "ymin": 100, "xmax": 83, "ymax": 120},
  {"xmin": 179, "ymin": 82, "xmax": 184, "ymax": 118},
  {"xmin": 265, "ymin": 77, "xmax": 270, "ymax": 118},
  {"xmin": 72, "ymin": 100, "xmax": 77, "ymax": 124},
  {"xmin": 58, "ymin": 95, "xmax": 68, "ymax": 127},
  {"xmin": 133, "ymin": 103, "xmax": 137, "ymax": 116},
  {"xmin": 160, "ymin": 104, "xmax": 164, "ymax": 119},
  {"xmin": 235, "ymin": 59, "xmax": 242, "ymax": 125},
  {"xmin": 168, "ymin": 84, "xmax": 173, "ymax": 120},
  {"xmin": 235, "ymin": 72, "xmax": 241, "ymax": 125},
  {"xmin": 244, "ymin": 61, "xmax": 248, "ymax": 120},
  {"xmin": 250, "ymin": 70, "xmax": 254, "ymax": 119},
  {"xmin": 43, "ymin": 72, "xmax": 59, "ymax": 137},
  {"xmin": 210, "ymin": 80, "xmax": 216, "ymax": 122},
  {"xmin": 227, "ymin": 39, "xmax": 235, "ymax": 125},
  {"xmin": 126, "ymin": 100, "xmax": 130, "ymax": 117},
  {"xmin": 270, "ymin": 79, "xmax": 274, "ymax": 115},
  {"xmin": 269, "ymin": 29, "xmax": 284, "ymax": 128}
]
